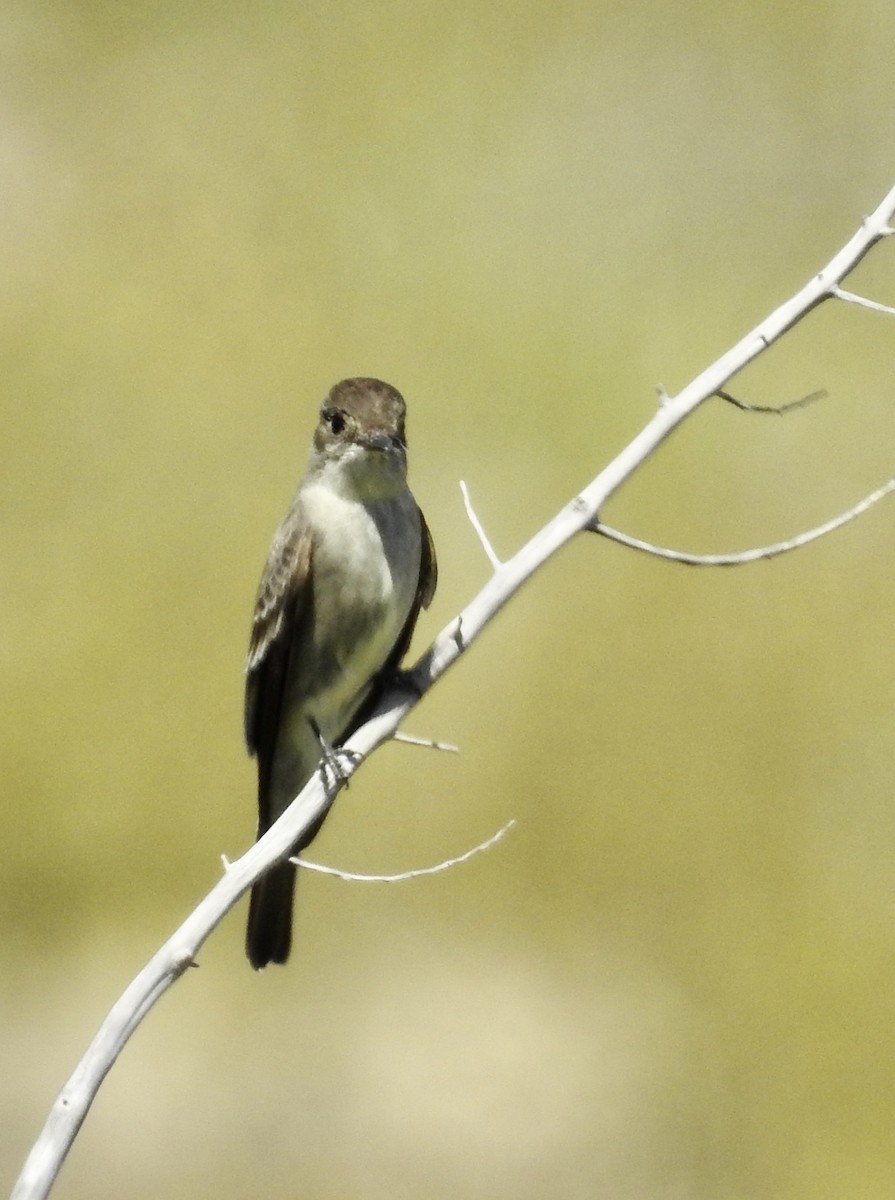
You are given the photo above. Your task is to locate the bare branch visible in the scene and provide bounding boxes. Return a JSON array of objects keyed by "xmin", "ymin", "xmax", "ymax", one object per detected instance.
[
  {"xmin": 715, "ymin": 388, "xmax": 826, "ymax": 415},
  {"xmin": 292, "ymin": 819, "xmax": 516, "ymax": 882},
  {"xmin": 592, "ymin": 477, "xmax": 895, "ymax": 565},
  {"xmin": 460, "ymin": 479, "xmax": 502, "ymax": 569},
  {"xmin": 12, "ymin": 182, "xmax": 895, "ymax": 1200},
  {"xmin": 393, "ymin": 730, "xmax": 460, "ymax": 752},
  {"xmin": 831, "ymin": 284, "xmax": 895, "ymax": 317}
]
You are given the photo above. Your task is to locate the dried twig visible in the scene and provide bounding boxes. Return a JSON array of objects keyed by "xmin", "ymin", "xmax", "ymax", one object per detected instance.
[
  {"xmin": 592, "ymin": 478, "xmax": 895, "ymax": 565},
  {"xmin": 292, "ymin": 820, "xmax": 516, "ymax": 882}
]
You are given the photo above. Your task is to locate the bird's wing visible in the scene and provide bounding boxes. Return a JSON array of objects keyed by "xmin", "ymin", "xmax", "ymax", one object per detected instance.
[
  {"xmin": 378, "ymin": 503, "xmax": 437, "ymax": 675},
  {"xmin": 244, "ymin": 513, "xmax": 313, "ymax": 779},
  {"xmin": 417, "ymin": 506, "xmax": 438, "ymax": 611}
]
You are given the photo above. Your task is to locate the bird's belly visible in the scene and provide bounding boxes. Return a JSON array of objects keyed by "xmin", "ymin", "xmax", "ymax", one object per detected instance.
[{"xmin": 283, "ymin": 484, "xmax": 421, "ymax": 744}]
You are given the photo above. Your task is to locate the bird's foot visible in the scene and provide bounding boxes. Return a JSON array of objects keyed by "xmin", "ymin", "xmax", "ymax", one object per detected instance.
[{"xmin": 309, "ymin": 718, "xmax": 361, "ymax": 794}]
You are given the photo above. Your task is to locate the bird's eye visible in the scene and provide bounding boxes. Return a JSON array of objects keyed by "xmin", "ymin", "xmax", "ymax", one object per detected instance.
[{"xmin": 326, "ymin": 410, "xmax": 346, "ymax": 435}]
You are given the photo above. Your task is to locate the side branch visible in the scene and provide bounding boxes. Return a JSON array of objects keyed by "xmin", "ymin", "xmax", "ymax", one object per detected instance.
[
  {"xmin": 832, "ymin": 284, "xmax": 895, "ymax": 317},
  {"xmin": 593, "ymin": 478, "xmax": 895, "ymax": 565},
  {"xmin": 294, "ymin": 819, "xmax": 516, "ymax": 882}
]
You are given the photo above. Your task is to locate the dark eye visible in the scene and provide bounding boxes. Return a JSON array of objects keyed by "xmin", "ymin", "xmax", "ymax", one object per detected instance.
[{"xmin": 326, "ymin": 410, "xmax": 346, "ymax": 435}]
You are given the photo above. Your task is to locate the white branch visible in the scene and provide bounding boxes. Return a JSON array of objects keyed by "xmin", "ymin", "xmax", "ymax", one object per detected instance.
[
  {"xmin": 831, "ymin": 284, "xmax": 895, "ymax": 316},
  {"xmin": 393, "ymin": 730, "xmax": 460, "ymax": 752},
  {"xmin": 12, "ymin": 182, "xmax": 895, "ymax": 1200},
  {"xmin": 594, "ymin": 478, "xmax": 895, "ymax": 565},
  {"xmin": 292, "ymin": 819, "xmax": 516, "ymax": 882},
  {"xmin": 460, "ymin": 479, "xmax": 502, "ymax": 569}
]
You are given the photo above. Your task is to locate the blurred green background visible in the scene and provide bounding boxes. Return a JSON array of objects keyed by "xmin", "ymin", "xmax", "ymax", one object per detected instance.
[{"xmin": 3, "ymin": 2, "xmax": 894, "ymax": 1197}]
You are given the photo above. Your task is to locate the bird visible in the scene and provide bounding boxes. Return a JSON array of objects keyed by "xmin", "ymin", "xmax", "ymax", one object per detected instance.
[{"xmin": 244, "ymin": 378, "xmax": 437, "ymax": 969}]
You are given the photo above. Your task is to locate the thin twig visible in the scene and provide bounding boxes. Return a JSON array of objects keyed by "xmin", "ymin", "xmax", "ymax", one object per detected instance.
[
  {"xmin": 292, "ymin": 820, "xmax": 516, "ymax": 882},
  {"xmin": 831, "ymin": 285, "xmax": 895, "ymax": 316},
  {"xmin": 716, "ymin": 388, "xmax": 826, "ymax": 415},
  {"xmin": 393, "ymin": 731, "xmax": 460, "ymax": 752},
  {"xmin": 591, "ymin": 478, "xmax": 895, "ymax": 565},
  {"xmin": 460, "ymin": 480, "xmax": 502, "ymax": 569}
]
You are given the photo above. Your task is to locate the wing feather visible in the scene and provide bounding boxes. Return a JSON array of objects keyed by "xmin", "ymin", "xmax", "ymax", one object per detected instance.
[{"xmin": 244, "ymin": 514, "xmax": 313, "ymax": 770}]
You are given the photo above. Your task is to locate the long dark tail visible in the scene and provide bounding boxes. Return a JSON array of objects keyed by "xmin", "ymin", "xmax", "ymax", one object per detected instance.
[{"xmin": 246, "ymin": 862, "xmax": 296, "ymax": 970}]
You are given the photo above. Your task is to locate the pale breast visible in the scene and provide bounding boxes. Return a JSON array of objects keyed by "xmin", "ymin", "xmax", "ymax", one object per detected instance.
[{"xmin": 288, "ymin": 481, "xmax": 422, "ymax": 740}]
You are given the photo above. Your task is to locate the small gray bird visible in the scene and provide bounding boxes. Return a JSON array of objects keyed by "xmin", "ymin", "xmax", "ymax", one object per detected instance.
[{"xmin": 244, "ymin": 378, "xmax": 437, "ymax": 969}]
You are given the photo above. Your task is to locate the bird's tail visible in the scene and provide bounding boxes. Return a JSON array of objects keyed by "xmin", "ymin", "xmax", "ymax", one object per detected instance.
[{"xmin": 246, "ymin": 861, "xmax": 296, "ymax": 969}]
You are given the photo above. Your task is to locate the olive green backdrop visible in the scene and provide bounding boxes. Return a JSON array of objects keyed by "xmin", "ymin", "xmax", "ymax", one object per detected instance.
[{"xmin": 3, "ymin": 3, "xmax": 894, "ymax": 1198}]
